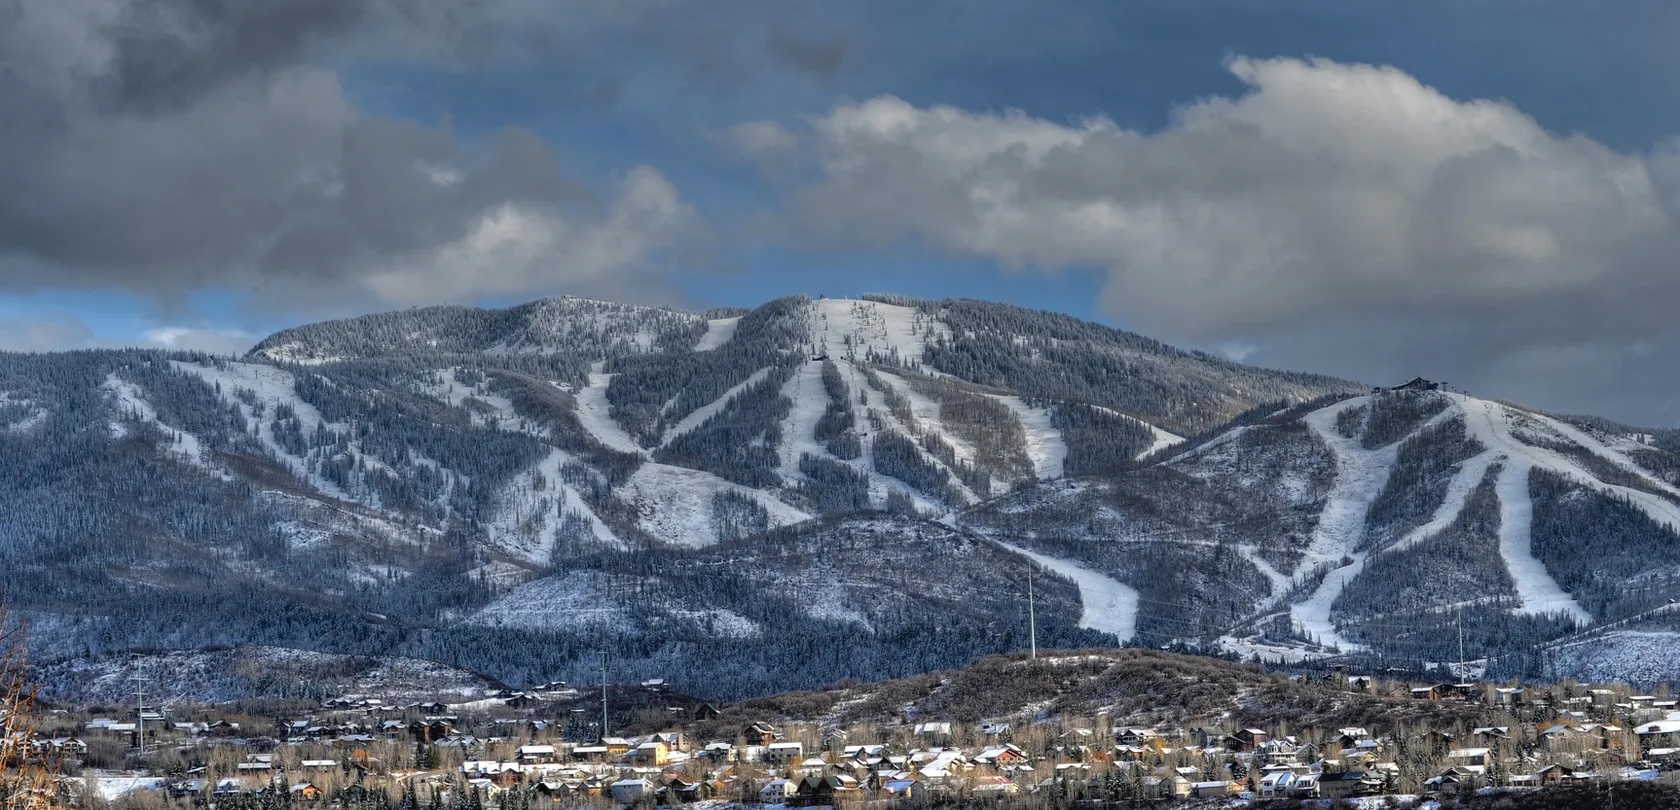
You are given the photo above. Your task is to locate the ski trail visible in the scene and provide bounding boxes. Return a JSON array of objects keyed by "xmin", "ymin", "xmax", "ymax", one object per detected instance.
[
  {"xmin": 1455, "ymin": 396, "xmax": 1594, "ymax": 623},
  {"xmin": 660, "ymin": 368, "xmax": 772, "ymax": 448},
  {"xmin": 775, "ymin": 362, "xmax": 831, "ymax": 479},
  {"xmin": 1534, "ymin": 413, "xmax": 1680, "ymax": 500},
  {"xmin": 1456, "ymin": 395, "xmax": 1680, "ymax": 531},
  {"xmin": 572, "ymin": 368, "xmax": 647, "ymax": 456},
  {"xmin": 986, "ymin": 394, "xmax": 1067, "ymax": 480},
  {"xmin": 1494, "ymin": 458, "xmax": 1592, "ymax": 624},
  {"xmin": 693, "ymin": 316, "xmax": 740, "ymax": 352},
  {"xmin": 1288, "ymin": 396, "xmax": 1399, "ymax": 652},
  {"xmin": 1388, "ymin": 449, "xmax": 1499, "ymax": 553},
  {"xmin": 993, "ymin": 541, "xmax": 1138, "ymax": 642},
  {"xmin": 1239, "ymin": 545, "xmax": 1292, "ymax": 610}
]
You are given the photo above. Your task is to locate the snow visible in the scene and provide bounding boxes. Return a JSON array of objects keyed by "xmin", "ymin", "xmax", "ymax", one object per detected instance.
[
  {"xmin": 1237, "ymin": 545, "xmax": 1291, "ymax": 608},
  {"xmin": 694, "ymin": 316, "xmax": 741, "ymax": 351},
  {"xmin": 172, "ymin": 361, "xmax": 357, "ymax": 500},
  {"xmin": 992, "ymin": 541, "xmax": 1138, "ymax": 642},
  {"xmin": 1286, "ymin": 397, "xmax": 1405, "ymax": 651},
  {"xmin": 1492, "ymin": 459, "xmax": 1591, "ymax": 624},
  {"xmin": 1092, "ymin": 405, "xmax": 1185, "ymax": 460},
  {"xmin": 1387, "ymin": 448, "xmax": 1499, "ymax": 553},
  {"xmin": 661, "ymin": 367, "xmax": 773, "ymax": 447},
  {"xmin": 988, "ymin": 395, "xmax": 1067, "ymax": 480},
  {"xmin": 1534, "ymin": 410, "xmax": 1680, "ymax": 501},
  {"xmin": 572, "ymin": 366, "xmax": 647, "ymax": 455},
  {"xmin": 664, "ymin": 608, "xmax": 761, "ymax": 639},
  {"xmin": 1549, "ymin": 630, "xmax": 1680, "ymax": 684},
  {"xmin": 90, "ymin": 774, "xmax": 166, "ymax": 801},
  {"xmin": 469, "ymin": 572, "xmax": 634, "ymax": 630},
  {"xmin": 621, "ymin": 462, "xmax": 811, "ymax": 547},
  {"xmin": 775, "ymin": 361, "xmax": 834, "ymax": 479},
  {"xmin": 485, "ymin": 449, "xmax": 622, "ymax": 562},
  {"xmin": 102, "ymin": 375, "xmax": 216, "ymax": 472},
  {"xmin": 809, "ymin": 298, "xmax": 947, "ymax": 367}
]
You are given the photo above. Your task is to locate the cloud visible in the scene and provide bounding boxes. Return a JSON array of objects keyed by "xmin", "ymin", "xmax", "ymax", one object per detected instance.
[
  {"xmin": 744, "ymin": 56, "xmax": 1680, "ymax": 424},
  {"xmin": 0, "ymin": 0, "xmax": 703, "ymax": 313},
  {"xmin": 0, "ymin": 314, "xmax": 101, "ymax": 353},
  {"xmin": 765, "ymin": 17, "xmax": 850, "ymax": 78},
  {"xmin": 139, "ymin": 325, "xmax": 258, "ymax": 355}
]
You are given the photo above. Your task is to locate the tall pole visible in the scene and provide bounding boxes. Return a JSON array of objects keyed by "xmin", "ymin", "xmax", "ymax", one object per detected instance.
[
  {"xmin": 1028, "ymin": 568, "xmax": 1037, "ymax": 660},
  {"xmin": 131, "ymin": 665, "xmax": 148, "ymax": 755},
  {"xmin": 1457, "ymin": 609, "xmax": 1467, "ymax": 682},
  {"xmin": 600, "ymin": 651, "xmax": 609, "ymax": 743}
]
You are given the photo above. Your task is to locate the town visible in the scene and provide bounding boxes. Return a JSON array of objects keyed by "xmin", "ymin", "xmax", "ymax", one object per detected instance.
[{"xmin": 14, "ymin": 650, "xmax": 1680, "ymax": 809}]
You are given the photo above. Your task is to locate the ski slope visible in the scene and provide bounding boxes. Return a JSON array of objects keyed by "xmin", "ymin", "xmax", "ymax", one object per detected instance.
[
  {"xmin": 989, "ymin": 395, "xmax": 1067, "ymax": 480},
  {"xmin": 993, "ymin": 541, "xmax": 1138, "ymax": 642},
  {"xmin": 572, "ymin": 367, "xmax": 646, "ymax": 455},
  {"xmin": 693, "ymin": 316, "xmax": 741, "ymax": 352},
  {"xmin": 660, "ymin": 367, "xmax": 772, "ymax": 447},
  {"xmin": 1288, "ymin": 397, "xmax": 1405, "ymax": 652}
]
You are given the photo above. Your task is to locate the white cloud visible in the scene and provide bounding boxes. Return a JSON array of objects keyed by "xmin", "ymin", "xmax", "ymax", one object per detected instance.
[
  {"xmin": 140, "ymin": 326, "xmax": 257, "ymax": 355},
  {"xmin": 746, "ymin": 56, "xmax": 1680, "ymax": 423},
  {"xmin": 357, "ymin": 166, "xmax": 700, "ymax": 306}
]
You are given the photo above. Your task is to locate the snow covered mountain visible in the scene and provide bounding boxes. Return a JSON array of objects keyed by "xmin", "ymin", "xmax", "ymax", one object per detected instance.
[
  {"xmin": 7, "ymin": 293, "xmax": 1679, "ymax": 695},
  {"xmin": 959, "ymin": 387, "xmax": 1680, "ymax": 678}
]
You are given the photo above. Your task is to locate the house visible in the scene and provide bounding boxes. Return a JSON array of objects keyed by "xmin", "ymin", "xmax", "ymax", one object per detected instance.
[
  {"xmin": 570, "ymin": 745, "xmax": 608, "ymax": 762},
  {"xmin": 793, "ymin": 775, "xmax": 854, "ymax": 806},
  {"xmin": 633, "ymin": 741, "xmax": 669, "ymax": 766},
  {"xmin": 760, "ymin": 778, "xmax": 797, "ymax": 804},
  {"xmin": 1494, "ymin": 687, "xmax": 1525, "ymax": 707},
  {"xmin": 289, "ymin": 783, "xmax": 324, "ymax": 802},
  {"xmin": 1189, "ymin": 780, "xmax": 1238, "ymax": 798},
  {"xmin": 765, "ymin": 742, "xmax": 805, "ymax": 764},
  {"xmin": 1535, "ymin": 764, "xmax": 1581, "ymax": 786},
  {"xmin": 602, "ymin": 737, "xmax": 634, "ymax": 756},
  {"xmin": 1257, "ymin": 770, "xmax": 1297, "ymax": 798},
  {"xmin": 694, "ymin": 704, "xmax": 722, "ymax": 721},
  {"xmin": 973, "ymin": 745, "xmax": 1027, "ymax": 769},
  {"xmin": 746, "ymin": 722, "xmax": 780, "ymax": 745},
  {"xmin": 1632, "ymin": 722, "xmax": 1680, "ymax": 752},
  {"xmin": 1318, "ymin": 771, "xmax": 1381, "ymax": 799},
  {"xmin": 913, "ymin": 722, "xmax": 952, "ymax": 743},
  {"xmin": 700, "ymin": 742, "xmax": 737, "ymax": 763},
  {"xmin": 881, "ymin": 779, "xmax": 925, "ymax": 802},
  {"xmin": 1115, "ymin": 728, "xmax": 1160, "ymax": 748},
  {"xmin": 1227, "ymin": 728, "xmax": 1269, "ymax": 752},
  {"xmin": 609, "ymin": 779, "xmax": 651, "ymax": 804},
  {"xmin": 1387, "ymin": 377, "xmax": 1441, "ymax": 392},
  {"xmin": 1446, "ymin": 747, "xmax": 1490, "ymax": 768},
  {"xmin": 516, "ymin": 744, "xmax": 557, "ymax": 764},
  {"xmin": 1424, "ymin": 768, "xmax": 1484, "ymax": 794}
]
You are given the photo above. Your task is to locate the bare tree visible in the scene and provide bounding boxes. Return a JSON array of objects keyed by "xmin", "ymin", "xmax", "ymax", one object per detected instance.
[{"xmin": 0, "ymin": 601, "xmax": 55, "ymax": 810}]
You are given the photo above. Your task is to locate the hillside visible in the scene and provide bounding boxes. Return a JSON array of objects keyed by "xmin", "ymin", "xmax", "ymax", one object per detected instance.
[
  {"xmin": 959, "ymin": 388, "xmax": 1680, "ymax": 678},
  {"xmin": 5, "ymin": 294, "xmax": 1680, "ymax": 696}
]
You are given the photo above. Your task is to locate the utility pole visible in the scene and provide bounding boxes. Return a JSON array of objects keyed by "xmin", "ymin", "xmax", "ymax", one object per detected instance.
[
  {"xmin": 131, "ymin": 664, "xmax": 149, "ymax": 756},
  {"xmin": 600, "ymin": 651, "xmax": 609, "ymax": 743},
  {"xmin": 1028, "ymin": 568, "xmax": 1037, "ymax": 660},
  {"xmin": 1457, "ymin": 608, "xmax": 1467, "ymax": 683}
]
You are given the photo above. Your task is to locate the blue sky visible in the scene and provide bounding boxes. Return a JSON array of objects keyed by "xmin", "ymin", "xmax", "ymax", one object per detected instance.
[{"xmin": 4, "ymin": 0, "xmax": 1680, "ymax": 423}]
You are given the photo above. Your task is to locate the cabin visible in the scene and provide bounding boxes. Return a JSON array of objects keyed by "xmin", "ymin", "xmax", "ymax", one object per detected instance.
[{"xmin": 289, "ymin": 783, "xmax": 324, "ymax": 802}]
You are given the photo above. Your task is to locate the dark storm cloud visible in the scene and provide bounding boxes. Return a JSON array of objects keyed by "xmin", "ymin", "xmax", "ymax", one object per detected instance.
[
  {"xmin": 766, "ymin": 17, "xmax": 851, "ymax": 78},
  {"xmin": 0, "ymin": 0, "xmax": 700, "ymax": 310}
]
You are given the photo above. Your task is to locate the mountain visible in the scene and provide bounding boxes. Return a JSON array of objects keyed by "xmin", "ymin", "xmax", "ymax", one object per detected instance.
[
  {"xmin": 5, "ymin": 293, "xmax": 1678, "ymax": 696},
  {"xmin": 960, "ymin": 387, "xmax": 1680, "ymax": 676}
]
